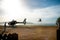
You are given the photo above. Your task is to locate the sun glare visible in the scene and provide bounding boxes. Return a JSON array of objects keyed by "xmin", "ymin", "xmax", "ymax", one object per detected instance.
[{"xmin": 1, "ymin": 0, "xmax": 28, "ymax": 21}]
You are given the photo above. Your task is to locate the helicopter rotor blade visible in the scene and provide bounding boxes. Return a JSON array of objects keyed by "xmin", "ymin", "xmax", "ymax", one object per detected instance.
[
  {"xmin": 26, "ymin": 22, "xmax": 33, "ymax": 24},
  {"xmin": 0, "ymin": 22, "xmax": 8, "ymax": 24},
  {"xmin": 0, "ymin": 22, "xmax": 5, "ymax": 24}
]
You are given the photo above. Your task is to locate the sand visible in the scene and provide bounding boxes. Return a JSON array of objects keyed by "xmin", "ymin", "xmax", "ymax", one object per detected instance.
[{"xmin": 0, "ymin": 25, "xmax": 58, "ymax": 40}]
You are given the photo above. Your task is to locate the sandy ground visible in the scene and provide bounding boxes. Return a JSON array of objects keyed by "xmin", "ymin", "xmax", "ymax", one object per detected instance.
[{"xmin": 0, "ymin": 25, "xmax": 58, "ymax": 40}]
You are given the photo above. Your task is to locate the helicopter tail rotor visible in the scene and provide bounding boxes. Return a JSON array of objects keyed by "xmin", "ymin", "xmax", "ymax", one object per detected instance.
[{"xmin": 23, "ymin": 18, "xmax": 26, "ymax": 25}]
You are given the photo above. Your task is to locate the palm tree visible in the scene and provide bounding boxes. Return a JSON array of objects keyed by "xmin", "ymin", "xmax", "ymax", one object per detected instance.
[{"xmin": 56, "ymin": 17, "xmax": 60, "ymax": 29}]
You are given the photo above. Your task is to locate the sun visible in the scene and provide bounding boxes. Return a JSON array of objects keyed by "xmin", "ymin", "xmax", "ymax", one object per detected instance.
[{"xmin": 1, "ymin": 0, "xmax": 28, "ymax": 21}]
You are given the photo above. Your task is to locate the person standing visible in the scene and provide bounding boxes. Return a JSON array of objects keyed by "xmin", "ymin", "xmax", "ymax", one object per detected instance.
[
  {"xmin": 0, "ymin": 34, "xmax": 2, "ymax": 40},
  {"xmin": 2, "ymin": 34, "xmax": 7, "ymax": 40},
  {"xmin": 56, "ymin": 17, "xmax": 60, "ymax": 40}
]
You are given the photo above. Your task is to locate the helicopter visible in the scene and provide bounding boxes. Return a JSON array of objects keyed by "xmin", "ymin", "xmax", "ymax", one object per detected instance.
[
  {"xmin": 38, "ymin": 18, "xmax": 42, "ymax": 22},
  {"xmin": 8, "ymin": 18, "xmax": 27, "ymax": 27}
]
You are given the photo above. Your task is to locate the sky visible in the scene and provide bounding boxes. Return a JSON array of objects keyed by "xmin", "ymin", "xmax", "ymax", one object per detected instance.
[{"xmin": 0, "ymin": 0, "xmax": 60, "ymax": 25}]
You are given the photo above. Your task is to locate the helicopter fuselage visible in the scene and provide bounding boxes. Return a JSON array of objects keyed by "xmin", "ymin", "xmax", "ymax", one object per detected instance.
[{"xmin": 8, "ymin": 20, "xmax": 17, "ymax": 26}]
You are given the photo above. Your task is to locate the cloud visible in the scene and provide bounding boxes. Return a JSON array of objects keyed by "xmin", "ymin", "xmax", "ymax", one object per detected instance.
[{"xmin": 24, "ymin": 0, "xmax": 60, "ymax": 9}]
